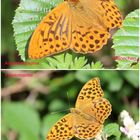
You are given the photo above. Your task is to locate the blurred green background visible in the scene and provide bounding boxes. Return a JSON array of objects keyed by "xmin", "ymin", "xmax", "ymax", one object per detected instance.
[
  {"xmin": 1, "ymin": 70, "xmax": 139, "ymax": 140},
  {"xmin": 1, "ymin": 0, "xmax": 139, "ymax": 69}
]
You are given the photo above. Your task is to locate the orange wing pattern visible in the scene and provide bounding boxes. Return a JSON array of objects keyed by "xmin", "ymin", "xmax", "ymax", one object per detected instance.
[
  {"xmin": 46, "ymin": 78, "xmax": 112, "ymax": 140},
  {"xmin": 75, "ymin": 78, "xmax": 104, "ymax": 108},
  {"xmin": 73, "ymin": 113, "xmax": 103, "ymax": 139},
  {"xmin": 28, "ymin": 0, "xmax": 122, "ymax": 59},
  {"xmin": 100, "ymin": 0, "xmax": 123, "ymax": 30},
  {"xmin": 46, "ymin": 114, "xmax": 74, "ymax": 140},
  {"xmin": 28, "ymin": 2, "xmax": 72, "ymax": 59}
]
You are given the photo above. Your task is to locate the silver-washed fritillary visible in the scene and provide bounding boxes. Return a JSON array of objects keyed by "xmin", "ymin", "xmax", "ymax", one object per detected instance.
[
  {"xmin": 46, "ymin": 77, "xmax": 112, "ymax": 140},
  {"xmin": 28, "ymin": 0, "xmax": 122, "ymax": 59}
]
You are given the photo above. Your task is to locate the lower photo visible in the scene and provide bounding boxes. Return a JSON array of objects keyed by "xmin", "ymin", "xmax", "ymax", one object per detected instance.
[{"xmin": 1, "ymin": 70, "xmax": 139, "ymax": 140}]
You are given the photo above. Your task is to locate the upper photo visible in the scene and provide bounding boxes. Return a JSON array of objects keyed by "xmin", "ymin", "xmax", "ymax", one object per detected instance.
[{"xmin": 1, "ymin": 0, "xmax": 139, "ymax": 69}]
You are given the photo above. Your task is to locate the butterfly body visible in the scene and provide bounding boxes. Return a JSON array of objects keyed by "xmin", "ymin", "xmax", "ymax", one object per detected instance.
[
  {"xmin": 46, "ymin": 78, "xmax": 112, "ymax": 140},
  {"xmin": 28, "ymin": 0, "xmax": 122, "ymax": 59},
  {"xmin": 70, "ymin": 108, "xmax": 95, "ymax": 121}
]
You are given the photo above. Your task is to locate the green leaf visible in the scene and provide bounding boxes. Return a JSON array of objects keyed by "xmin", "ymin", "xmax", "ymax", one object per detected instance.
[
  {"xmin": 44, "ymin": 53, "xmax": 103, "ymax": 69},
  {"xmin": 88, "ymin": 61, "xmax": 103, "ymax": 69},
  {"xmin": 48, "ymin": 99, "xmax": 68, "ymax": 112},
  {"xmin": 75, "ymin": 70, "xmax": 99, "ymax": 82},
  {"xmin": 113, "ymin": 9, "xmax": 139, "ymax": 69},
  {"xmin": 11, "ymin": 53, "xmax": 103, "ymax": 69},
  {"xmin": 2, "ymin": 102, "xmax": 40, "ymax": 140},
  {"xmin": 100, "ymin": 71, "xmax": 123, "ymax": 91},
  {"xmin": 122, "ymin": 70, "xmax": 139, "ymax": 88},
  {"xmin": 104, "ymin": 123, "xmax": 121, "ymax": 140}
]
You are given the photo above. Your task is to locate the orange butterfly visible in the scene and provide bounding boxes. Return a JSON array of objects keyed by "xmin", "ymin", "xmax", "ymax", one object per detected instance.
[
  {"xmin": 46, "ymin": 78, "xmax": 112, "ymax": 140},
  {"xmin": 28, "ymin": 0, "xmax": 122, "ymax": 59}
]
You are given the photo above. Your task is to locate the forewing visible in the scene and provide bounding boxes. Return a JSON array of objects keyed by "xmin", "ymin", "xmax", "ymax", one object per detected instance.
[
  {"xmin": 75, "ymin": 77, "xmax": 104, "ymax": 108},
  {"xmin": 28, "ymin": 2, "xmax": 72, "ymax": 59},
  {"xmin": 100, "ymin": 0, "xmax": 123, "ymax": 29},
  {"xmin": 46, "ymin": 113, "xmax": 74, "ymax": 140},
  {"xmin": 69, "ymin": 3, "xmax": 110, "ymax": 54},
  {"xmin": 69, "ymin": 0, "xmax": 122, "ymax": 54}
]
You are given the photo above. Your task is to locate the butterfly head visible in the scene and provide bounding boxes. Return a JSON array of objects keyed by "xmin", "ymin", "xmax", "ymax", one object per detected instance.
[
  {"xmin": 70, "ymin": 107, "xmax": 78, "ymax": 114},
  {"xmin": 70, "ymin": 108, "xmax": 85, "ymax": 117}
]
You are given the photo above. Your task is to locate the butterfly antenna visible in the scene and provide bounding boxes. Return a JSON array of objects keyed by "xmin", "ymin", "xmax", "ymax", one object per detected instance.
[
  {"xmin": 67, "ymin": 91, "xmax": 71, "ymax": 108},
  {"xmin": 49, "ymin": 109, "xmax": 70, "ymax": 115},
  {"xmin": 49, "ymin": 92, "xmax": 71, "ymax": 115}
]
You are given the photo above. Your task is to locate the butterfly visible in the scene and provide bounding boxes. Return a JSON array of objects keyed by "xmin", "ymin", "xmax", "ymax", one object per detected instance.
[
  {"xmin": 28, "ymin": 0, "xmax": 122, "ymax": 59},
  {"xmin": 46, "ymin": 77, "xmax": 112, "ymax": 140}
]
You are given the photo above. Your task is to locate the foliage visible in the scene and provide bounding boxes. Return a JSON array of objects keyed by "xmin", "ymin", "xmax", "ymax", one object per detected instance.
[
  {"xmin": 2, "ymin": 102, "xmax": 40, "ymax": 140},
  {"xmin": 113, "ymin": 9, "xmax": 139, "ymax": 69},
  {"xmin": 1, "ymin": 0, "xmax": 16, "ymax": 62},
  {"xmin": 10, "ymin": 53, "xmax": 103, "ymax": 69},
  {"xmin": 104, "ymin": 123, "xmax": 121, "ymax": 140}
]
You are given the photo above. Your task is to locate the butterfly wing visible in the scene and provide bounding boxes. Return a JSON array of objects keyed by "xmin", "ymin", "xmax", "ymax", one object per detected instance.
[
  {"xmin": 81, "ymin": 98, "xmax": 112, "ymax": 124},
  {"xmin": 92, "ymin": 98, "xmax": 112, "ymax": 123},
  {"xmin": 70, "ymin": 25, "xmax": 110, "ymax": 54},
  {"xmin": 70, "ymin": 1, "xmax": 110, "ymax": 54},
  {"xmin": 100, "ymin": 0, "xmax": 123, "ymax": 29},
  {"xmin": 28, "ymin": 2, "xmax": 72, "ymax": 59},
  {"xmin": 75, "ymin": 77, "xmax": 112, "ymax": 122},
  {"xmin": 69, "ymin": 0, "xmax": 122, "ymax": 54},
  {"xmin": 75, "ymin": 77, "xmax": 104, "ymax": 108},
  {"xmin": 73, "ymin": 113, "xmax": 103, "ymax": 139},
  {"xmin": 73, "ymin": 77, "xmax": 111, "ymax": 139},
  {"xmin": 29, "ymin": 0, "xmax": 122, "ymax": 58},
  {"xmin": 72, "ymin": 98, "xmax": 111, "ymax": 139},
  {"xmin": 46, "ymin": 113, "xmax": 74, "ymax": 140}
]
